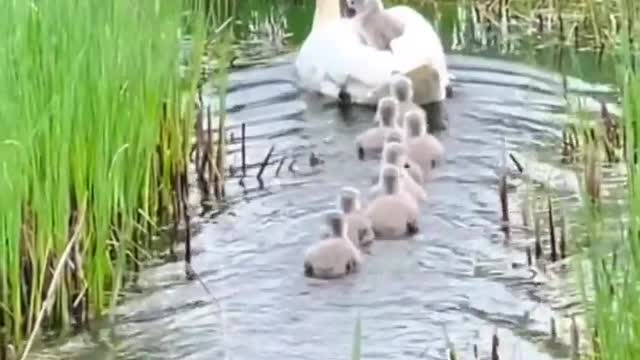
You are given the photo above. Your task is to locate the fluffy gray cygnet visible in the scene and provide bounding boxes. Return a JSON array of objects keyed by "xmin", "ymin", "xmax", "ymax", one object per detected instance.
[{"xmin": 348, "ymin": 0, "xmax": 405, "ymax": 51}]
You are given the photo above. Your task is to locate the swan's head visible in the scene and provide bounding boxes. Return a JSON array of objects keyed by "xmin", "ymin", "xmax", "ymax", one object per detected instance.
[
  {"xmin": 339, "ymin": 186, "xmax": 361, "ymax": 213},
  {"xmin": 325, "ymin": 209, "xmax": 346, "ymax": 237},
  {"xmin": 380, "ymin": 164, "xmax": 401, "ymax": 195},
  {"xmin": 376, "ymin": 97, "xmax": 399, "ymax": 127},
  {"xmin": 384, "ymin": 128, "xmax": 405, "ymax": 144},
  {"xmin": 390, "ymin": 74, "xmax": 414, "ymax": 103},
  {"xmin": 405, "ymin": 109, "xmax": 427, "ymax": 138},
  {"xmin": 382, "ymin": 142, "xmax": 406, "ymax": 167},
  {"xmin": 313, "ymin": 0, "xmax": 353, "ymax": 30}
]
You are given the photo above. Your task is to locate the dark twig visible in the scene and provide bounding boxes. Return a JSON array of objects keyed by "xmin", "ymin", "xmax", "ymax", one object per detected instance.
[
  {"xmin": 509, "ymin": 153, "xmax": 524, "ymax": 173},
  {"xmin": 560, "ymin": 215, "xmax": 567, "ymax": 259},
  {"xmin": 180, "ymin": 171, "xmax": 193, "ymax": 280},
  {"xmin": 491, "ymin": 330, "xmax": 500, "ymax": 360},
  {"xmin": 257, "ymin": 145, "xmax": 275, "ymax": 181},
  {"xmin": 548, "ymin": 197, "xmax": 557, "ymax": 262},
  {"xmin": 275, "ymin": 156, "xmax": 287, "ymax": 177},
  {"xmin": 241, "ymin": 123, "xmax": 247, "ymax": 176},
  {"xmin": 499, "ymin": 173, "xmax": 509, "ymax": 231},
  {"xmin": 288, "ymin": 158, "xmax": 297, "ymax": 174},
  {"xmin": 535, "ymin": 217, "xmax": 543, "ymax": 260}
]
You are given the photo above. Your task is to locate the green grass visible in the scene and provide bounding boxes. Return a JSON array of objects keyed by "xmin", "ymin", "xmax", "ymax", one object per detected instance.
[
  {"xmin": 577, "ymin": 0, "xmax": 640, "ymax": 358},
  {"xmin": 0, "ymin": 0, "xmax": 225, "ymax": 356}
]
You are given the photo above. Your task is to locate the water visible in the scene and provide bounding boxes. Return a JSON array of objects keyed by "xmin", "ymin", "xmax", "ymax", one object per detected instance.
[{"xmin": 37, "ymin": 2, "xmax": 621, "ymax": 359}]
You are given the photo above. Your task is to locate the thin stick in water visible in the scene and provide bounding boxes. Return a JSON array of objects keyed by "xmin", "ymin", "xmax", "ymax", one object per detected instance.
[
  {"xmin": 288, "ymin": 158, "xmax": 297, "ymax": 174},
  {"xmin": 180, "ymin": 171, "xmax": 193, "ymax": 279},
  {"xmin": 508, "ymin": 153, "xmax": 524, "ymax": 173},
  {"xmin": 256, "ymin": 145, "xmax": 275, "ymax": 181},
  {"xmin": 499, "ymin": 173, "xmax": 509, "ymax": 231},
  {"xmin": 560, "ymin": 215, "xmax": 567, "ymax": 259},
  {"xmin": 535, "ymin": 217, "xmax": 543, "ymax": 260},
  {"xmin": 275, "ymin": 156, "xmax": 286, "ymax": 177},
  {"xmin": 241, "ymin": 123, "xmax": 246, "ymax": 176},
  {"xmin": 491, "ymin": 329, "xmax": 500, "ymax": 360},
  {"xmin": 548, "ymin": 197, "xmax": 557, "ymax": 262}
]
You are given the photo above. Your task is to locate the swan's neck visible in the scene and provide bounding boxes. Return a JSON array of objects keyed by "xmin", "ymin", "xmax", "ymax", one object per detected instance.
[{"xmin": 312, "ymin": 0, "xmax": 342, "ymax": 31}]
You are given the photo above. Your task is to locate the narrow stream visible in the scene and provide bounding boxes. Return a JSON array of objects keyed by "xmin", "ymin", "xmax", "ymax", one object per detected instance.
[{"xmin": 37, "ymin": 2, "xmax": 621, "ymax": 359}]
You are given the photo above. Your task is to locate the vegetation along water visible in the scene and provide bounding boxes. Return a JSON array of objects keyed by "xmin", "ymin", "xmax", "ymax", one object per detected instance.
[{"xmin": 1, "ymin": 0, "xmax": 640, "ymax": 359}]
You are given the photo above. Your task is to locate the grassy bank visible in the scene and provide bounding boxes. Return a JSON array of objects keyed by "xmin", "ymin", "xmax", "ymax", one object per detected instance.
[
  {"xmin": 579, "ymin": 0, "xmax": 640, "ymax": 357},
  {"xmin": 0, "ymin": 0, "xmax": 226, "ymax": 357}
]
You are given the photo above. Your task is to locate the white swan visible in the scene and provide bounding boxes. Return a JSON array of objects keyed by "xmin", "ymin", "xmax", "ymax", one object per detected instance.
[{"xmin": 295, "ymin": 0, "xmax": 450, "ymax": 106}]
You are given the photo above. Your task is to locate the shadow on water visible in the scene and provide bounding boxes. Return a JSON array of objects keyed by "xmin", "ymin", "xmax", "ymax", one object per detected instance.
[{"xmin": 35, "ymin": 1, "xmax": 622, "ymax": 359}]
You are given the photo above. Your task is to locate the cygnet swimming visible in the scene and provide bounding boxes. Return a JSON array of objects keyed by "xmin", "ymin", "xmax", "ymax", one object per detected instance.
[
  {"xmin": 355, "ymin": 96, "xmax": 400, "ymax": 160},
  {"xmin": 366, "ymin": 164, "xmax": 420, "ymax": 238},
  {"xmin": 390, "ymin": 74, "xmax": 425, "ymax": 128},
  {"xmin": 339, "ymin": 186, "xmax": 375, "ymax": 250},
  {"xmin": 304, "ymin": 210, "xmax": 363, "ymax": 279},
  {"xmin": 373, "ymin": 142, "xmax": 426, "ymax": 202},
  {"xmin": 404, "ymin": 109, "xmax": 444, "ymax": 175},
  {"xmin": 383, "ymin": 128, "xmax": 424, "ymax": 184}
]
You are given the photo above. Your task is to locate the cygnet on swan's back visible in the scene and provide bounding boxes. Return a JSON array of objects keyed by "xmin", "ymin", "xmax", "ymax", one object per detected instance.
[{"xmin": 348, "ymin": 0, "xmax": 405, "ymax": 51}]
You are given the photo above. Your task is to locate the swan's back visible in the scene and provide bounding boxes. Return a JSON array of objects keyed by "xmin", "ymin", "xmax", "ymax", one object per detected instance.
[
  {"xmin": 295, "ymin": 6, "xmax": 449, "ymax": 104},
  {"xmin": 387, "ymin": 6, "xmax": 449, "ymax": 85}
]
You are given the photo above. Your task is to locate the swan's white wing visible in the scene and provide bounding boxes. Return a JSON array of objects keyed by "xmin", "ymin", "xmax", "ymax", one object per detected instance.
[
  {"xmin": 295, "ymin": 19, "xmax": 402, "ymax": 102},
  {"xmin": 387, "ymin": 6, "xmax": 450, "ymax": 94}
]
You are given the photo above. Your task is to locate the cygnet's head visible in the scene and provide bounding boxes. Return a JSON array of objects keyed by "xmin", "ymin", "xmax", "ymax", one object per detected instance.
[
  {"xmin": 347, "ymin": 0, "xmax": 381, "ymax": 13},
  {"xmin": 382, "ymin": 142, "xmax": 406, "ymax": 167},
  {"xmin": 339, "ymin": 186, "xmax": 361, "ymax": 214},
  {"xmin": 325, "ymin": 209, "xmax": 347, "ymax": 237},
  {"xmin": 384, "ymin": 128, "xmax": 404, "ymax": 144},
  {"xmin": 405, "ymin": 110, "xmax": 427, "ymax": 138},
  {"xmin": 390, "ymin": 75, "xmax": 414, "ymax": 103},
  {"xmin": 380, "ymin": 164, "xmax": 401, "ymax": 195},
  {"xmin": 376, "ymin": 97, "xmax": 399, "ymax": 127}
]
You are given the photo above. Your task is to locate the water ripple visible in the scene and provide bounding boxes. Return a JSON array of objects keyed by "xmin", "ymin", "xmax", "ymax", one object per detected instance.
[{"xmin": 39, "ymin": 49, "xmax": 616, "ymax": 360}]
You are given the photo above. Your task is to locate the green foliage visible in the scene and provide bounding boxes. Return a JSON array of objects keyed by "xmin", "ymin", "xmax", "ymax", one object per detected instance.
[{"xmin": 0, "ymin": 0, "xmax": 213, "ymax": 354}]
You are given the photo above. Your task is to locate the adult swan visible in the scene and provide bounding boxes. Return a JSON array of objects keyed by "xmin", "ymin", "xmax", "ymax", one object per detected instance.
[{"xmin": 294, "ymin": 0, "xmax": 451, "ymax": 107}]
